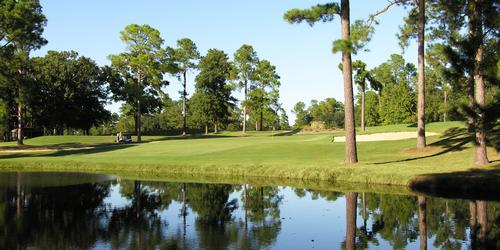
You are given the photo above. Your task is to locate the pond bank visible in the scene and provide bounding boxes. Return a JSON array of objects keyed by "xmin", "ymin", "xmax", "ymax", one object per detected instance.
[{"xmin": 0, "ymin": 158, "xmax": 498, "ymax": 199}]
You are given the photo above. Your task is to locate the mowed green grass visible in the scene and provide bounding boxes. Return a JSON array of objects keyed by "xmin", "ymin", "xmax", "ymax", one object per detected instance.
[{"xmin": 0, "ymin": 121, "xmax": 498, "ymax": 186}]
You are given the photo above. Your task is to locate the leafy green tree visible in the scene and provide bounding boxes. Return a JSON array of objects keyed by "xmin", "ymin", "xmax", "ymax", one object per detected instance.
[
  {"xmin": 108, "ymin": 24, "xmax": 168, "ymax": 142},
  {"xmin": 232, "ymin": 44, "xmax": 259, "ymax": 133},
  {"xmin": 371, "ymin": 54, "xmax": 417, "ymax": 124},
  {"xmin": 309, "ymin": 98, "xmax": 344, "ymax": 129},
  {"xmin": 247, "ymin": 60, "xmax": 280, "ymax": 131},
  {"xmin": 379, "ymin": 83, "xmax": 416, "ymax": 124},
  {"xmin": 162, "ymin": 95, "xmax": 183, "ymax": 130},
  {"xmin": 189, "ymin": 92, "xmax": 212, "ymax": 134},
  {"xmin": 363, "ymin": 91, "xmax": 380, "ymax": 126},
  {"xmin": 169, "ymin": 38, "xmax": 200, "ymax": 136},
  {"xmin": 32, "ymin": 51, "xmax": 110, "ymax": 135},
  {"xmin": 284, "ymin": 0, "xmax": 372, "ymax": 163},
  {"xmin": 0, "ymin": 0, "xmax": 46, "ymax": 145},
  {"xmin": 292, "ymin": 101, "xmax": 311, "ymax": 128},
  {"xmin": 278, "ymin": 108, "xmax": 290, "ymax": 130},
  {"xmin": 193, "ymin": 49, "xmax": 235, "ymax": 133}
]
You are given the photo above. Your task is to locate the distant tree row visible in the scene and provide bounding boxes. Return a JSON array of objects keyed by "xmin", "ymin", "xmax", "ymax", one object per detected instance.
[{"xmin": 292, "ymin": 98, "xmax": 344, "ymax": 130}]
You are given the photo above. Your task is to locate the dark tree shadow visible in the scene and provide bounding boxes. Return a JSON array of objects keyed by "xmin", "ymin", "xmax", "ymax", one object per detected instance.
[
  {"xmin": 273, "ymin": 129, "xmax": 301, "ymax": 136},
  {"xmin": 374, "ymin": 127, "xmax": 474, "ymax": 164},
  {"xmin": 409, "ymin": 166, "xmax": 500, "ymax": 201},
  {"xmin": 148, "ymin": 134, "xmax": 236, "ymax": 142},
  {"xmin": 0, "ymin": 143, "xmax": 137, "ymax": 159}
]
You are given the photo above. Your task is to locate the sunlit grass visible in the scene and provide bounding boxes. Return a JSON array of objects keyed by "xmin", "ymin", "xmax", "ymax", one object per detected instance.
[{"xmin": 0, "ymin": 121, "xmax": 497, "ymax": 187}]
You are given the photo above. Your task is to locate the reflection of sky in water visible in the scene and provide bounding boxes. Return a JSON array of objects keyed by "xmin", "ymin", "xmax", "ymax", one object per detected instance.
[{"xmin": 103, "ymin": 184, "xmax": 130, "ymax": 208}]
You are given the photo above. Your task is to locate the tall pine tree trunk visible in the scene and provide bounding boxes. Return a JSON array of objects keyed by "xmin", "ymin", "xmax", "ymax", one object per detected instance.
[
  {"xmin": 136, "ymin": 73, "xmax": 142, "ymax": 142},
  {"xmin": 467, "ymin": 11, "xmax": 476, "ymax": 135},
  {"xmin": 341, "ymin": 0, "xmax": 358, "ymax": 163},
  {"xmin": 182, "ymin": 71, "xmax": 188, "ymax": 136},
  {"xmin": 443, "ymin": 89, "xmax": 447, "ymax": 122},
  {"xmin": 345, "ymin": 192, "xmax": 357, "ymax": 250},
  {"xmin": 471, "ymin": 0, "xmax": 489, "ymax": 164},
  {"xmin": 361, "ymin": 84, "xmax": 365, "ymax": 132},
  {"xmin": 259, "ymin": 110, "xmax": 263, "ymax": 131},
  {"xmin": 416, "ymin": 0, "xmax": 426, "ymax": 149},
  {"xmin": 205, "ymin": 125, "xmax": 208, "ymax": 135},
  {"xmin": 17, "ymin": 103, "xmax": 23, "ymax": 145},
  {"xmin": 418, "ymin": 196, "xmax": 427, "ymax": 250},
  {"xmin": 242, "ymin": 81, "xmax": 247, "ymax": 133}
]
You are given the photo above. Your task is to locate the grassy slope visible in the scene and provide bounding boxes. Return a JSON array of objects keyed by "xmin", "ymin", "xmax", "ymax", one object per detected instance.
[{"xmin": 0, "ymin": 121, "xmax": 498, "ymax": 187}]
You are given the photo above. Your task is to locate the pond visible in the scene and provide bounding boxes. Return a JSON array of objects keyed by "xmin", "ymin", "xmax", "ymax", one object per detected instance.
[{"xmin": 0, "ymin": 172, "xmax": 498, "ymax": 249}]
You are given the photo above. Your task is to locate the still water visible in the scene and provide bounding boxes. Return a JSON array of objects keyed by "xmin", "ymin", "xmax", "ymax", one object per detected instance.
[{"xmin": 0, "ymin": 172, "xmax": 498, "ymax": 250}]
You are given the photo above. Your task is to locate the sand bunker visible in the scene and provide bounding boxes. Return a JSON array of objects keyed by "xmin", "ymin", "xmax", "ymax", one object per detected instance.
[{"xmin": 334, "ymin": 131, "xmax": 438, "ymax": 142}]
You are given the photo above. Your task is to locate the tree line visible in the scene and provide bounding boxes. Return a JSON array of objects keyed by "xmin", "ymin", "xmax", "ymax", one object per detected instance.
[{"xmin": 0, "ymin": 0, "xmax": 289, "ymax": 144}]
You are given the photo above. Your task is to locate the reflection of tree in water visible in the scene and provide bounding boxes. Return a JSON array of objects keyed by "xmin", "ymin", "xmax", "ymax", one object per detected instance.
[
  {"xmin": 187, "ymin": 183, "xmax": 238, "ymax": 249},
  {"xmin": 0, "ymin": 173, "xmax": 111, "ymax": 249},
  {"xmin": 107, "ymin": 180, "xmax": 180, "ymax": 250},
  {"xmin": 240, "ymin": 185, "xmax": 284, "ymax": 249},
  {"xmin": 355, "ymin": 192, "xmax": 500, "ymax": 250},
  {"xmin": 361, "ymin": 193, "xmax": 419, "ymax": 250}
]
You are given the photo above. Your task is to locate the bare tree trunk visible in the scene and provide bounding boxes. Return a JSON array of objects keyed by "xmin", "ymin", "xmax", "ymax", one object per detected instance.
[
  {"xmin": 182, "ymin": 71, "xmax": 188, "ymax": 136},
  {"xmin": 416, "ymin": 0, "xmax": 426, "ymax": 149},
  {"xmin": 205, "ymin": 125, "xmax": 208, "ymax": 135},
  {"xmin": 361, "ymin": 84, "xmax": 365, "ymax": 132},
  {"xmin": 136, "ymin": 73, "xmax": 142, "ymax": 142},
  {"xmin": 443, "ymin": 89, "xmax": 447, "ymax": 122},
  {"xmin": 468, "ymin": 0, "xmax": 489, "ymax": 164},
  {"xmin": 473, "ymin": 4, "xmax": 489, "ymax": 164},
  {"xmin": 345, "ymin": 192, "xmax": 357, "ymax": 250},
  {"xmin": 467, "ymin": 12, "xmax": 476, "ymax": 135},
  {"xmin": 17, "ymin": 103, "xmax": 23, "ymax": 145},
  {"xmin": 214, "ymin": 123, "xmax": 218, "ymax": 134},
  {"xmin": 242, "ymin": 80, "xmax": 247, "ymax": 133},
  {"xmin": 341, "ymin": 0, "xmax": 358, "ymax": 163},
  {"xmin": 418, "ymin": 195, "xmax": 427, "ymax": 250},
  {"xmin": 259, "ymin": 111, "xmax": 263, "ymax": 131}
]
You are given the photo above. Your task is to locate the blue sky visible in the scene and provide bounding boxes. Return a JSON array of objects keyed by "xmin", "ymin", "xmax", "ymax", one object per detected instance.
[{"xmin": 35, "ymin": 0, "xmax": 417, "ymax": 122}]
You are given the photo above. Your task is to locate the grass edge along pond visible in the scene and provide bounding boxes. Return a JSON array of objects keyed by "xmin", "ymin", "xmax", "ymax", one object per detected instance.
[{"xmin": 0, "ymin": 122, "xmax": 498, "ymax": 192}]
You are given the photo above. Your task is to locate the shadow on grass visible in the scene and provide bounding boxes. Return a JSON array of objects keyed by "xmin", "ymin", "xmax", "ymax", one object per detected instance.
[
  {"xmin": 0, "ymin": 134, "xmax": 241, "ymax": 160},
  {"xmin": 273, "ymin": 129, "xmax": 301, "ymax": 136},
  {"xmin": 0, "ymin": 142, "xmax": 108, "ymax": 151},
  {"xmin": 374, "ymin": 127, "xmax": 473, "ymax": 164},
  {"xmin": 409, "ymin": 165, "xmax": 500, "ymax": 201},
  {"xmin": 149, "ymin": 133, "xmax": 237, "ymax": 141},
  {"xmin": 0, "ymin": 143, "xmax": 137, "ymax": 159}
]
